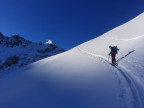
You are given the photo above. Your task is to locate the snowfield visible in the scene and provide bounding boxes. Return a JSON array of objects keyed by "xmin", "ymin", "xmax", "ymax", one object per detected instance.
[{"xmin": 0, "ymin": 12, "xmax": 144, "ymax": 108}]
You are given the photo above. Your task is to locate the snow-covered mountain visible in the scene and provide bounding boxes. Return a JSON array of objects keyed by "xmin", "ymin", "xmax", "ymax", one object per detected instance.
[
  {"xmin": 0, "ymin": 33, "xmax": 65, "ymax": 71},
  {"xmin": 0, "ymin": 12, "xmax": 144, "ymax": 108}
]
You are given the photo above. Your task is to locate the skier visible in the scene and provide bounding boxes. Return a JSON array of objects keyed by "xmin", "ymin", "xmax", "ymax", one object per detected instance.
[{"xmin": 108, "ymin": 46, "xmax": 119, "ymax": 65}]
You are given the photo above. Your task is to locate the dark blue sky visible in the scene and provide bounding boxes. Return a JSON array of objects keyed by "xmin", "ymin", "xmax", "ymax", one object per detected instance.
[{"xmin": 0, "ymin": 0, "xmax": 144, "ymax": 49}]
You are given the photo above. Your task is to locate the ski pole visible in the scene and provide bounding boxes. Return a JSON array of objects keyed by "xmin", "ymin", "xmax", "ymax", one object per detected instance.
[{"xmin": 108, "ymin": 54, "xmax": 110, "ymax": 62}]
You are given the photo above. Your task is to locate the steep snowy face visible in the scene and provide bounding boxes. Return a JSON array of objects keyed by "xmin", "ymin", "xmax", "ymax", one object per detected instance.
[
  {"xmin": 102, "ymin": 12, "xmax": 144, "ymax": 39},
  {"xmin": 0, "ymin": 33, "xmax": 65, "ymax": 71},
  {"xmin": 79, "ymin": 12, "xmax": 144, "ymax": 58},
  {"xmin": 78, "ymin": 12, "xmax": 144, "ymax": 82}
]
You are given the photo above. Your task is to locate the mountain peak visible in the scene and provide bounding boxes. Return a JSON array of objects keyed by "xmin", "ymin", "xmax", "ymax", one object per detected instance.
[
  {"xmin": 44, "ymin": 40, "xmax": 53, "ymax": 45},
  {"xmin": 11, "ymin": 34, "xmax": 25, "ymax": 39}
]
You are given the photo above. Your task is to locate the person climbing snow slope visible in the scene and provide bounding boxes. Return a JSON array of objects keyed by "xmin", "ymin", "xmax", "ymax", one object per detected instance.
[{"xmin": 109, "ymin": 46, "xmax": 119, "ymax": 65}]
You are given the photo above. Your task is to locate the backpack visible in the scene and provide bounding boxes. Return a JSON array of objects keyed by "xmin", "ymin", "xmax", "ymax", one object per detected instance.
[{"xmin": 111, "ymin": 46, "xmax": 118, "ymax": 54}]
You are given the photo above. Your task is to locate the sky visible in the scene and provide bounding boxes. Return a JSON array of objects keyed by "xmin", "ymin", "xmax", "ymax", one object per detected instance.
[{"xmin": 0, "ymin": 0, "xmax": 144, "ymax": 49}]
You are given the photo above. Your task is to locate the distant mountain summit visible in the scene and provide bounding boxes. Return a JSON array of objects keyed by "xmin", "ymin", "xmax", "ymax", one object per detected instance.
[{"xmin": 0, "ymin": 32, "xmax": 65, "ymax": 71}]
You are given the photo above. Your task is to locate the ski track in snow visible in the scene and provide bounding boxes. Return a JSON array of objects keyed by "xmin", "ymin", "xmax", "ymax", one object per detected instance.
[{"xmin": 77, "ymin": 46, "xmax": 144, "ymax": 108}]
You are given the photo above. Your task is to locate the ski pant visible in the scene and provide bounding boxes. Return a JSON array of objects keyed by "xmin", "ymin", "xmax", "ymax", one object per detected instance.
[{"xmin": 111, "ymin": 53, "xmax": 116, "ymax": 63}]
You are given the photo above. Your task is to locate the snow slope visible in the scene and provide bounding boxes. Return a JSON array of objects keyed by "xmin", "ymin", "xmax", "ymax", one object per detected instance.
[{"xmin": 0, "ymin": 13, "xmax": 144, "ymax": 108}]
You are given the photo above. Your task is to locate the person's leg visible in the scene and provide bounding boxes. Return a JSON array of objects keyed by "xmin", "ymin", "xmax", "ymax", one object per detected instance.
[
  {"xmin": 111, "ymin": 54, "xmax": 116, "ymax": 63},
  {"xmin": 111, "ymin": 54, "xmax": 114, "ymax": 63},
  {"xmin": 113, "ymin": 54, "xmax": 116, "ymax": 62}
]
